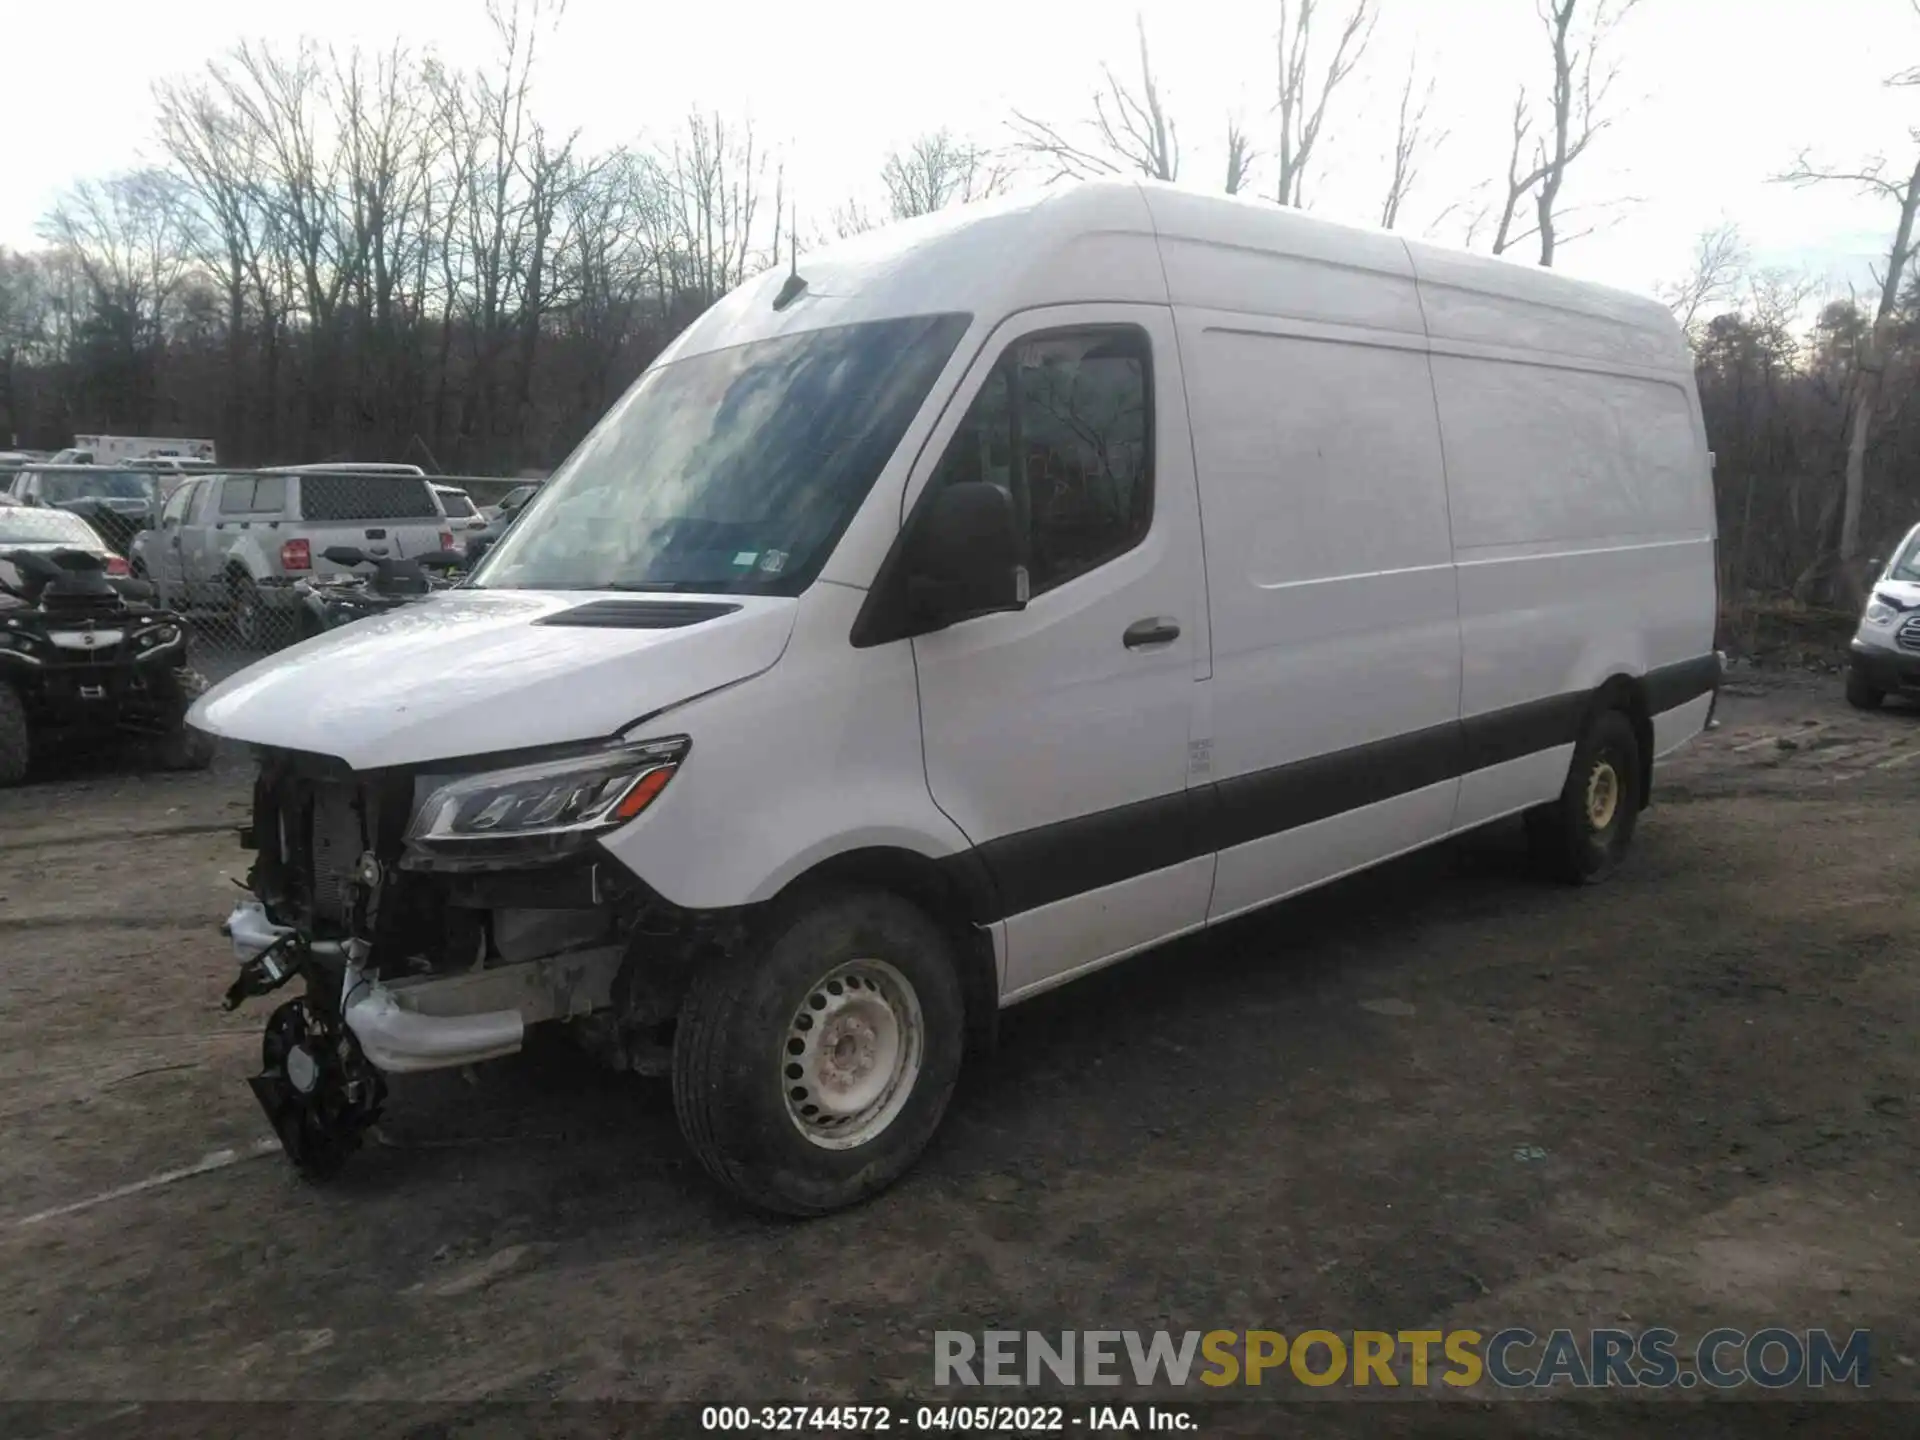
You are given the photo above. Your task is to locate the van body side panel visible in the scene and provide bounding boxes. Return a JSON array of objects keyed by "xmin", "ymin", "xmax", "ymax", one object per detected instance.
[
  {"xmin": 1176, "ymin": 308, "xmax": 1463, "ymax": 921},
  {"xmin": 1654, "ymin": 694, "xmax": 1714, "ymax": 757},
  {"xmin": 1000, "ymin": 857, "xmax": 1216, "ymax": 1004},
  {"xmin": 1202, "ymin": 778, "xmax": 1459, "ymax": 930},
  {"xmin": 1430, "ymin": 346, "xmax": 1718, "ymax": 826},
  {"xmin": 1399, "ymin": 240, "xmax": 1716, "ymax": 822},
  {"xmin": 596, "ymin": 582, "xmax": 974, "ymax": 912}
]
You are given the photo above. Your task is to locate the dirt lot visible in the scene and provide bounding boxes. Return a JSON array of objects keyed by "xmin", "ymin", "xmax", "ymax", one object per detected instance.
[{"xmin": 1, "ymin": 669, "xmax": 1916, "ymax": 1435}]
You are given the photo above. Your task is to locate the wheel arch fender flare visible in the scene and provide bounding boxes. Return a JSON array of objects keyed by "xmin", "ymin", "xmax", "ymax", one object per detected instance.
[
  {"xmin": 1586, "ymin": 671, "xmax": 1655, "ymax": 809},
  {"xmin": 762, "ymin": 844, "xmax": 1001, "ymax": 1057}
]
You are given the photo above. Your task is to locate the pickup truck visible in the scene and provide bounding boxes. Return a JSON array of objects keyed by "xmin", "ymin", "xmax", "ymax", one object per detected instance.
[{"xmin": 135, "ymin": 464, "xmax": 455, "ymax": 648}]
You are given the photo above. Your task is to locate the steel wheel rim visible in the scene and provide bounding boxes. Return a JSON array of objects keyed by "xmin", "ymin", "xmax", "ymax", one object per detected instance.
[
  {"xmin": 1586, "ymin": 760, "xmax": 1620, "ymax": 830},
  {"xmin": 782, "ymin": 958, "xmax": 924, "ymax": 1151}
]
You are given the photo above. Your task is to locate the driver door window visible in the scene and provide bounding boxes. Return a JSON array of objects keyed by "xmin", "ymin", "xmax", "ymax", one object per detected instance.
[{"xmin": 924, "ymin": 326, "xmax": 1153, "ymax": 596}]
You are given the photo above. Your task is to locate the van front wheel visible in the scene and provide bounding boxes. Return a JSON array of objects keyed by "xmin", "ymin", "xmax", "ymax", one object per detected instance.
[
  {"xmin": 671, "ymin": 888, "xmax": 965, "ymax": 1216},
  {"xmin": 1525, "ymin": 708, "xmax": 1641, "ymax": 884}
]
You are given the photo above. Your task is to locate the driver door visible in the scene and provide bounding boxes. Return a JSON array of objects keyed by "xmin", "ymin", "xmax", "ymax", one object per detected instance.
[{"xmin": 905, "ymin": 305, "xmax": 1213, "ymax": 1000}]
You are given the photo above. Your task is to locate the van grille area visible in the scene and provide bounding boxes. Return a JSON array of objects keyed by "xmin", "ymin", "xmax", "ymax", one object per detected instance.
[
  {"xmin": 1898, "ymin": 616, "xmax": 1920, "ymax": 653},
  {"xmin": 309, "ymin": 784, "xmax": 365, "ymax": 925},
  {"xmin": 251, "ymin": 753, "xmax": 387, "ymax": 934}
]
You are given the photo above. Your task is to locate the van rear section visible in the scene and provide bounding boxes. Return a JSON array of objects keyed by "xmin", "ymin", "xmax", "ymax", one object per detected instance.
[{"xmin": 286, "ymin": 473, "xmax": 453, "ymax": 580}]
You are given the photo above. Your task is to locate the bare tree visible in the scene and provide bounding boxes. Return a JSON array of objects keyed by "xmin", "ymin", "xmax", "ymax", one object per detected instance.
[
  {"xmin": 1225, "ymin": 117, "xmax": 1258, "ymax": 196},
  {"xmin": 657, "ymin": 111, "xmax": 767, "ymax": 307},
  {"xmin": 881, "ymin": 131, "xmax": 1009, "ymax": 219},
  {"xmin": 1491, "ymin": 0, "xmax": 1639, "ymax": 266},
  {"xmin": 829, "ymin": 200, "xmax": 879, "ymax": 240},
  {"xmin": 1274, "ymin": 0, "xmax": 1376, "ymax": 208},
  {"xmin": 1658, "ymin": 221, "xmax": 1749, "ymax": 341},
  {"xmin": 1379, "ymin": 59, "xmax": 1444, "ymax": 230},
  {"xmin": 156, "ymin": 69, "xmax": 288, "ymax": 445},
  {"xmin": 1775, "ymin": 145, "xmax": 1920, "ymax": 603},
  {"xmin": 41, "ymin": 171, "xmax": 205, "ymax": 347},
  {"xmin": 1010, "ymin": 14, "xmax": 1178, "ymax": 183}
]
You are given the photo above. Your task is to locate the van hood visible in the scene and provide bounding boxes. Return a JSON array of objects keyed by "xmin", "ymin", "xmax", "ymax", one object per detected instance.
[{"xmin": 190, "ymin": 590, "xmax": 797, "ymax": 770}]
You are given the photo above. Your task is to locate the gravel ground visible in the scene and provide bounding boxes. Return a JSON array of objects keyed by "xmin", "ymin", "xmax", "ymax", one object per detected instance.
[{"xmin": 0, "ymin": 668, "xmax": 1915, "ymax": 1437}]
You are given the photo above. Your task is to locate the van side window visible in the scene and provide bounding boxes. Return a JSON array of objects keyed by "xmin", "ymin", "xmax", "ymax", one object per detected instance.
[{"xmin": 927, "ymin": 325, "xmax": 1153, "ymax": 596}]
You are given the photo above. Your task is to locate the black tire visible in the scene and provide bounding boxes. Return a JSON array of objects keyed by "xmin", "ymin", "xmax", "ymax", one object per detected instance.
[
  {"xmin": 0, "ymin": 681, "xmax": 28, "ymax": 786},
  {"xmin": 1846, "ymin": 666, "xmax": 1885, "ymax": 711},
  {"xmin": 1525, "ymin": 708, "xmax": 1641, "ymax": 885},
  {"xmin": 672, "ymin": 887, "xmax": 965, "ymax": 1216},
  {"xmin": 230, "ymin": 572, "xmax": 287, "ymax": 652},
  {"xmin": 153, "ymin": 669, "xmax": 215, "ymax": 771}
]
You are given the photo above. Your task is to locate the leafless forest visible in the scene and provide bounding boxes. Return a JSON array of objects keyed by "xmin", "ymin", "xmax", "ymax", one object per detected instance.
[{"xmin": 3, "ymin": 0, "xmax": 1919, "ymax": 610}]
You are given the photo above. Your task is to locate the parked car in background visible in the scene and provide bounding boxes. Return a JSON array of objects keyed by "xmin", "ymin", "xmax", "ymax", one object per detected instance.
[
  {"xmin": 138, "ymin": 464, "xmax": 455, "ymax": 648},
  {"xmin": 7, "ymin": 465, "xmax": 164, "ymax": 557},
  {"xmin": 464, "ymin": 482, "xmax": 542, "ymax": 565},
  {"xmin": 432, "ymin": 483, "xmax": 487, "ymax": 536},
  {"xmin": 482, "ymin": 480, "xmax": 542, "ymax": 522},
  {"xmin": 0, "ymin": 503, "xmax": 128, "ymax": 574},
  {"xmin": 1846, "ymin": 523, "xmax": 1920, "ymax": 708}
]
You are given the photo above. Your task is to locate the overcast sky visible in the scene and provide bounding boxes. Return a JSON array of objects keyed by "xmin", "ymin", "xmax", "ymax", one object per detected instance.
[{"xmin": 5, "ymin": 0, "xmax": 1916, "ymax": 303}]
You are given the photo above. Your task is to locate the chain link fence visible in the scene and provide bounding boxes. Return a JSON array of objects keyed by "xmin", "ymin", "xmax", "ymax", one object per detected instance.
[{"xmin": 1, "ymin": 462, "xmax": 537, "ymax": 687}]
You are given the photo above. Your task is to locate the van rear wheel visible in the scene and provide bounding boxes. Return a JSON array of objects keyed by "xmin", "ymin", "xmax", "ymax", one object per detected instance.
[
  {"xmin": 1525, "ymin": 708, "xmax": 1641, "ymax": 884},
  {"xmin": 671, "ymin": 887, "xmax": 965, "ymax": 1216}
]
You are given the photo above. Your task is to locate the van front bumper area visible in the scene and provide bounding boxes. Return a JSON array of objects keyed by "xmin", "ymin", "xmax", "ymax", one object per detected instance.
[
  {"xmin": 1849, "ymin": 640, "xmax": 1920, "ymax": 694},
  {"xmin": 225, "ymin": 900, "xmax": 623, "ymax": 1073}
]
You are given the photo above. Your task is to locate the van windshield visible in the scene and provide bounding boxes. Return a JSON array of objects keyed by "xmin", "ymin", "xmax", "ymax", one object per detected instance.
[{"xmin": 470, "ymin": 313, "xmax": 970, "ymax": 595}]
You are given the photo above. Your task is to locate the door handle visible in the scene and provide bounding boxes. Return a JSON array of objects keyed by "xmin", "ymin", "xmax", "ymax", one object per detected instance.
[{"xmin": 1123, "ymin": 617, "xmax": 1181, "ymax": 649}]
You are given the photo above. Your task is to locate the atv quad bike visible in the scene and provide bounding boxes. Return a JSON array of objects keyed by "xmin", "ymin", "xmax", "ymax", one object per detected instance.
[
  {"xmin": 0, "ymin": 547, "xmax": 215, "ymax": 784},
  {"xmin": 292, "ymin": 545, "xmax": 466, "ymax": 641}
]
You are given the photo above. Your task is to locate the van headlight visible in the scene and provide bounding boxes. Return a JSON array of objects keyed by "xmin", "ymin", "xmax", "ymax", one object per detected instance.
[
  {"xmin": 1865, "ymin": 598, "xmax": 1898, "ymax": 627},
  {"xmin": 404, "ymin": 736, "xmax": 688, "ymax": 866}
]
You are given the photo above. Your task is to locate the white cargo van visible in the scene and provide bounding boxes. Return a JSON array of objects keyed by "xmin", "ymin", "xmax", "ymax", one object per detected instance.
[{"xmin": 192, "ymin": 181, "xmax": 1718, "ymax": 1213}]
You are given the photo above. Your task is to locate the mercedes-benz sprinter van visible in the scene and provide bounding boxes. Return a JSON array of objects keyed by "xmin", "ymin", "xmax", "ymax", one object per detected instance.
[{"xmin": 194, "ymin": 180, "xmax": 1719, "ymax": 1214}]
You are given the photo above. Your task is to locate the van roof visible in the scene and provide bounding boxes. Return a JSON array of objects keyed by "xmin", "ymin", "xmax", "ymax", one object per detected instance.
[{"xmin": 665, "ymin": 178, "xmax": 1688, "ymax": 377}]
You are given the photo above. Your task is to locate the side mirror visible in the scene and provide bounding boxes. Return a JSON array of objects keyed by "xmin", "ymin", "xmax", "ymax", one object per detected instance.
[
  {"xmin": 322, "ymin": 545, "xmax": 369, "ymax": 567},
  {"xmin": 906, "ymin": 482, "xmax": 1029, "ymax": 631}
]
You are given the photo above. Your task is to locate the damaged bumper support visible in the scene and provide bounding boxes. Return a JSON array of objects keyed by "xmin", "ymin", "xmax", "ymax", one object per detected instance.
[{"xmin": 225, "ymin": 901, "xmax": 623, "ymax": 1074}]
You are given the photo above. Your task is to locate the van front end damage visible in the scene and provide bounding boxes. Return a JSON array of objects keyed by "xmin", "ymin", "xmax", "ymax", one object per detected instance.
[{"xmin": 221, "ymin": 739, "xmax": 724, "ymax": 1178}]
